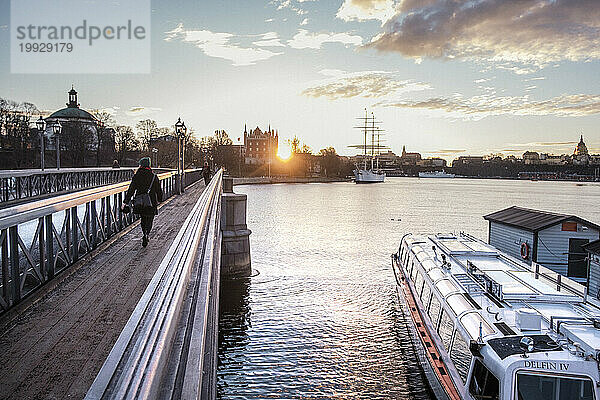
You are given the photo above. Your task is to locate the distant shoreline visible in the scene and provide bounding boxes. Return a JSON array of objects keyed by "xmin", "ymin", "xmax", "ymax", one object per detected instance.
[{"xmin": 232, "ymin": 176, "xmax": 350, "ymax": 185}]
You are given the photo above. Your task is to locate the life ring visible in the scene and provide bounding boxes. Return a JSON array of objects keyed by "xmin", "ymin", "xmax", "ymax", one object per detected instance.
[{"xmin": 521, "ymin": 242, "xmax": 530, "ymax": 260}]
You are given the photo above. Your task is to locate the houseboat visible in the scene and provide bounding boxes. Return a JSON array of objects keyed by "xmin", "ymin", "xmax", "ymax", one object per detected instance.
[{"xmin": 392, "ymin": 232, "xmax": 600, "ymax": 400}]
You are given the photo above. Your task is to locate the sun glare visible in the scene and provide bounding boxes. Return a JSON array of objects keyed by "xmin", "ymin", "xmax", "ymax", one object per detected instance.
[{"xmin": 277, "ymin": 143, "xmax": 292, "ymax": 161}]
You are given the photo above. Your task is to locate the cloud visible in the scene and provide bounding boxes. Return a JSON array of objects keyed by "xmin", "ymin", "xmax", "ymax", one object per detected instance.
[
  {"xmin": 430, "ymin": 149, "xmax": 467, "ymax": 154},
  {"xmin": 378, "ymin": 93, "xmax": 600, "ymax": 120},
  {"xmin": 336, "ymin": 0, "xmax": 397, "ymax": 23},
  {"xmin": 273, "ymin": 0, "xmax": 308, "ymax": 15},
  {"xmin": 526, "ymin": 76, "xmax": 546, "ymax": 81},
  {"xmin": 288, "ymin": 29, "xmax": 363, "ymax": 49},
  {"xmin": 126, "ymin": 106, "xmax": 162, "ymax": 116},
  {"xmin": 367, "ymin": 0, "xmax": 600, "ymax": 69},
  {"xmin": 301, "ymin": 70, "xmax": 431, "ymax": 100},
  {"xmin": 164, "ymin": 23, "xmax": 283, "ymax": 66},
  {"xmin": 300, "ymin": 18, "xmax": 308, "ymax": 26}
]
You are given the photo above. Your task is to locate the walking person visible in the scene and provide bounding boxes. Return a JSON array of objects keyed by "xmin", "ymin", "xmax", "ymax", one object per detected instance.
[
  {"xmin": 122, "ymin": 157, "xmax": 163, "ymax": 247},
  {"xmin": 202, "ymin": 162, "xmax": 212, "ymax": 185}
]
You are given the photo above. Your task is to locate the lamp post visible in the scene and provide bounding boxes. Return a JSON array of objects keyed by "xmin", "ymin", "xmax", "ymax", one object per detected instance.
[
  {"xmin": 51, "ymin": 121, "xmax": 62, "ymax": 170},
  {"xmin": 152, "ymin": 147, "xmax": 158, "ymax": 167},
  {"xmin": 174, "ymin": 117, "xmax": 187, "ymax": 193},
  {"xmin": 36, "ymin": 116, "xmax": 46, "ymax": 171}
]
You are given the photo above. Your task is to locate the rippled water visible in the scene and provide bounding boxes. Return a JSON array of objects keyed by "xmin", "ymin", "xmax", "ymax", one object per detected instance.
[{"xmin": 217, "ymin": 178, "xmax": 600, "ymax": 399}]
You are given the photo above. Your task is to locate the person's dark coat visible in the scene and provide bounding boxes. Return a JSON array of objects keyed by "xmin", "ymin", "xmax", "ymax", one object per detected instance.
[{"xmin": 124, "ymin": 167, "xmax": 163, "ymax": 215}]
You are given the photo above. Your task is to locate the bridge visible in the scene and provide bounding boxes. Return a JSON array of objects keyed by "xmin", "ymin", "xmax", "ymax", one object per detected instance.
[{"xmin": 0, "ymin": 167, "xmax": 251, "ymax": 399}]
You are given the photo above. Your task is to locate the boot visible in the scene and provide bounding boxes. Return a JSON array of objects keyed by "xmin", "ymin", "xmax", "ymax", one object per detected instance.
[{"xmin": 142, "ymin": 235, "xmax": 148, "ymax": 247}]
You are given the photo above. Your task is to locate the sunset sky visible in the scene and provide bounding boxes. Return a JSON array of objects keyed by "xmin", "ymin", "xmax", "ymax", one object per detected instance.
[{"xmin": 1, "ymin": 0, "xmax": 599, "ymax": 159}]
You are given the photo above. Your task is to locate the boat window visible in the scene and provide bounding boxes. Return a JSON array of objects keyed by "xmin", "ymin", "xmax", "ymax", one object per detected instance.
[
  {"xmin": 469, "ymin": 359, "xmax": 499, "ymax": 400},
  {"xmin": 416, "ymin": 251, "xmax": 430, "ymax": 263},
  {"xmin": 428, "ymin": 295, "xmax": 442, "ymax": 329},
  {"xmin": 406, "ymin": 259, "xmax": 413, "ymax": 276},
  {"xmin": 450, "ymin": 331, "xmax": 472, "ymax": 385},
  {"xmin": 415, "ymin": 272, "xmax": 425, "ymax": 296},
  {"xmin": 436, "ymin": 279, "xmax": 459, "ymax": 297},
  {"xmin": 516, "ymin": 373, "xmax": 594, "ymax": 400},
  {"xmin": 438, "ymin": 310, "xmax": 454, "ymax": 349},
  {"xmin": 420, "ymin": 282, "xmax": 432, "ymax": 311},
  {"xmin": 428, "ymin": 268, "xmax": 445, "ymax": 282},
  {"xmin": 411, "ymin": 262, "xmax": 419, "ymax": 281},
  {"xmin": 421, "ymin": 259, "xmax": 438, "ymax": 272},
  {"xmin": 447, "ymin": 293, "xmax": 474, "ymax": 316},
  {"xmin": 460, "ymin": 312, "xmax": 495, "ymax": 340}
]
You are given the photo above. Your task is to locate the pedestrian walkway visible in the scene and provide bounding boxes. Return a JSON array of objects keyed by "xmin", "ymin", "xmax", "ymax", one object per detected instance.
[{"xmin": 0, "ymin": 180, "xmax": 206, "ymax": 400}]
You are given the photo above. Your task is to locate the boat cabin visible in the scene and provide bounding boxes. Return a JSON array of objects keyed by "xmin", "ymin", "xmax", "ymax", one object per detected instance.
[
  {"xmin": 395, "ymin": 233, "xmax": 600, "ymax": 400},
  {"xmin": 484, "ymin": 206, "xmax": 600, "ymax": 284},
  {"xmin": 585, "ymin": 240, "xmax": 600, "ymax": 300}
]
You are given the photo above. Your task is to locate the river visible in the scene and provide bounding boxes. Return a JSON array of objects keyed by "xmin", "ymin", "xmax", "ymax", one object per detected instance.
[{"xmin": 217, "ymin": 177, "xmax": 600, "ymax": 399}]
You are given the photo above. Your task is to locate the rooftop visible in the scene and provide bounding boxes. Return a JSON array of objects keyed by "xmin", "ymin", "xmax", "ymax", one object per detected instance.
[
  {"xmin": 483, "ymin": 205, "xmax": 600, "ymax": 232},
  {"xmin": 584, "ymin": 239, "xmax": 600, "ymax": 255}
]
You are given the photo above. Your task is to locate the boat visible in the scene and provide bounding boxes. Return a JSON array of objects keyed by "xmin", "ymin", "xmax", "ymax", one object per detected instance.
[
  {"xmin": 391, "ymin": 232, "xmax": 600, "ymax": 400},
  {"xmin": 351, "ymin": 109, "xmax": 386, "ymax": 183},
  {"xmin": 419, "ymin": 171, "xmax": 456, "ymax": 178}
]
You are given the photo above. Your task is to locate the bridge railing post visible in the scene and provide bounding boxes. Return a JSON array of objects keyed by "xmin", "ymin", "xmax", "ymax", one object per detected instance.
[{"xmin": 220, "ymin": 176, "xmax": 252, "ymax": 279}]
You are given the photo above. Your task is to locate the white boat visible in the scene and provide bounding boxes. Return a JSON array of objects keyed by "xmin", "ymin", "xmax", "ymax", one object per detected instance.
[
  {"xmin": 352, "ymin": 109, "xmax": 386, "ymax": 184},
  {"xmin": 354, "ymin": 168, "xmax": 385, "ymax": 183},
  {"xmin": 419, "ymin": 171, "xmax": 455, "ymax": 178},
  {"xmin": 392, "ymin": 232, "xmax": 600, "ymax": 400}
]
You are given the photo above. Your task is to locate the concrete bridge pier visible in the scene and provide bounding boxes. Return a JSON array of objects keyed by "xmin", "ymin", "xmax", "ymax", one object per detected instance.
[{"xmin": 221, "ymin": 177, "xmax": 252, "ymax": 278}]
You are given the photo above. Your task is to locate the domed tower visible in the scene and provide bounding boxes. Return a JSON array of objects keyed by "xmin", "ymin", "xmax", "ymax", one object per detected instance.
[{"xmin": 574, "ymin": 135, "xmax": 589, "ymax": 157}]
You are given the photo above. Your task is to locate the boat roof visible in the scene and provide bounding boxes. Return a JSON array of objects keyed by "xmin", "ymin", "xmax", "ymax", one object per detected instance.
[
  {"xmin": 402, "ymin": 233, "xmax": 600, "ymax": 366},
  {"xmin": 483, "ymin": 205, "xmax": 600, "ymax": 232}
]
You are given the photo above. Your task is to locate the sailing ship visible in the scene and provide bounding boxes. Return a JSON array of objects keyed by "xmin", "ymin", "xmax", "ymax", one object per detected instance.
[
  {"xmin": 392, "ymin": 232, "xmax": 600, "ymax": 400},
  {"xmin": 351, "ymin": 109, "xmax": 385, "ymax": 183}
]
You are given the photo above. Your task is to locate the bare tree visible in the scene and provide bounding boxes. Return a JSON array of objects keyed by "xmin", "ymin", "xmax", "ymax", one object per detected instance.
[
  {"xmin": 136, "ymin": 119, "xmax": 158, "ymax": 151},
  {"xmin": 115, "ymin": 125, "xmax": 139, "ymax": 164}
]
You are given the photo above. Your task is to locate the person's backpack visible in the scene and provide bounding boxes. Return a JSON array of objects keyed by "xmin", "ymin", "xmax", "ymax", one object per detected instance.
[{"xmin": 133, "ymin": 174, "xmax": 155, "ymax": 214}]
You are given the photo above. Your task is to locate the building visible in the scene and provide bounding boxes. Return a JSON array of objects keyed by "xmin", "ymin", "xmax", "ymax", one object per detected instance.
[
  {"xmin": 573, "ymin": 135, "xmax": 590, "ymax": 165},
  {"xmin": 451, "ymin": 156, "xmax": 484, "ymax": 167},
  {"xmin": 484, "ymin": 206, "xmax": 600, "ymax": 283},
  {"xmin": 44, "ymin": 87, "xmax": 113, "ymax": 152},
  {"xmin": 418, "ymin": 157, "xmax": 447, "ymax": 168},
  {"xmin": 243, "ymin": 125, "xmax": 278, "ymax": 165},
  {"xmin": 584, "ymin": 240, "xmax": 600, "ymax": 299},
  {"xmin": 522, "ymin": 151, "xmax": 540, "ymax": 165},
  {"xmin": 399, "ymin": 146, "xmax": 421, "ymax": 165}
]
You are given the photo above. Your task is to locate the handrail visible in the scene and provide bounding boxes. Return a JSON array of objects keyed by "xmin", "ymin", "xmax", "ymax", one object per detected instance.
[
  {"xmin": 85, "ymin": 169, "xmax": 223, "ymax": 400},
  {"xmin": 0, "ymin": 172, "xmax": 176, "ymax": 230},
  {"xmin": 0, "ymin": 169, "xmax": 202, "ymax": 313}
]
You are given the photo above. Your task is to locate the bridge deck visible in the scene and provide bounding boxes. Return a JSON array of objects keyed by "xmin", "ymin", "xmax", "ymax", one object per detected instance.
[{"xmin": 0, "ymin": 181, "xmax": 206, "ymax": 400}]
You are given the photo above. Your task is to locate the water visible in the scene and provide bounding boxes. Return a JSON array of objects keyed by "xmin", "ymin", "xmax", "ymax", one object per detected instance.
[{"xmin": 217, "ymin": 178, "xmax": 600, "ymax": 399}]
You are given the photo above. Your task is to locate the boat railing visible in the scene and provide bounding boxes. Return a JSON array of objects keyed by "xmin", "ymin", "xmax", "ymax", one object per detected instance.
[{"xmin": 528, "ymin": 262, "xmax": 587, "ymax": 299}]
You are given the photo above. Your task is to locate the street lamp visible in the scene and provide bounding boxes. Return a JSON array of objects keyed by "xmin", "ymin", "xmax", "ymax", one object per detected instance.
[
  {"xmin": 152, "ymin": 147, "xmax": 158, "ymax": 167},
  {"xmin": 174, "ymin": 117, "xmax": 187, "ymax": 193},
  {"xmin": 35, "ymin": 116, "xmax": 46, "ymax": 171},
  {"xmin": 50, "ymin": 121, "xmax": 62, "ymax": 170}
]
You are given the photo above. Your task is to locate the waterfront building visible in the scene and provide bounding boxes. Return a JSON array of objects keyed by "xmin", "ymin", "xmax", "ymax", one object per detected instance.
[
  {"xmin": 584, "ymin": 240, "xmax": 600, "ymax": 300},
  {"xmin": 418, "ymin": 157, "xmax": 447, "ymax": 168},
  {"xmin": 243, "ymin": 125, "xmax": 278, "ymax": 165},
  {"xmin": 451, "ymin": 155, "xmax": 484, "ymax": 166},
  {"xmin": 522, "ymin": 151, "xmax": 540, "ymax": 165},
  {"xmin": 573, "ymin": 135, "xmax": 591, "ymax": 165},
  {"xmin": 484, "ymin": 206, "xmax": 600, "ymax": 283},
  {"xmin": 399, "ymin": 146, "xmax": 421, "ymax": 165}
]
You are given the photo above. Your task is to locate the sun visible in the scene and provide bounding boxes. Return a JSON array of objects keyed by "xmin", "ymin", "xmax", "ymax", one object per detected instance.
[{"xmin": 277, "ymin": 143, "xmax": 292, "ymax": 161}]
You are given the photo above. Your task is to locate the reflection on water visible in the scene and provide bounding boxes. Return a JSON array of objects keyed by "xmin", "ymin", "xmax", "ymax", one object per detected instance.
[{"xmin": 217, "ymin": 178, "xmax": 600, "ymax": 399}]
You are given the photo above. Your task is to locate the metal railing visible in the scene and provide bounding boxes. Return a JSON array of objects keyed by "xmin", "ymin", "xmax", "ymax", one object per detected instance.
[
  {"xmin": 86, "ymin": 170, "xmax": 223, "ymax": 400},
  {"xmin": 0, "ymin": 168, "xmax": 137, "ymax": 205},
  {"xmin": 0, "ymin": 170, "xmax": 201, "ymax": 313}
]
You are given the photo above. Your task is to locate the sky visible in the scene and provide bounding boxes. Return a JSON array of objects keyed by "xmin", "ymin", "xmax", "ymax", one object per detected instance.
[{"xmin": 1, "ymin": 0, "xmax": 599, "ymax": 159}]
